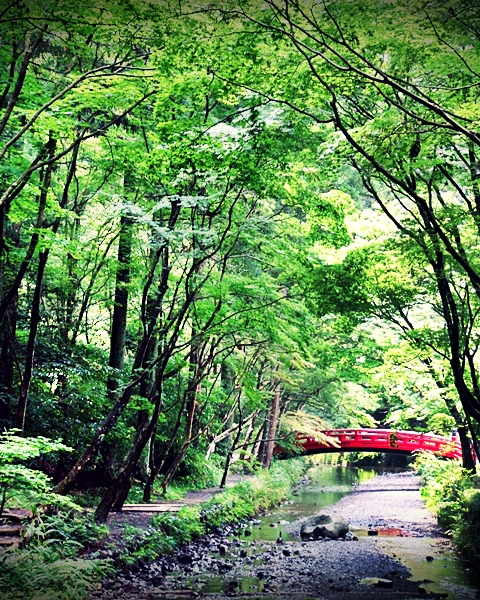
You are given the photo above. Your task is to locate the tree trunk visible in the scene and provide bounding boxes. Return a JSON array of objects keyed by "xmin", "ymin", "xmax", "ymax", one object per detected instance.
[
  {"xmin": 94, "ymin": 213, "xmax": 134, "ymax": 481},
  {"xmin": 15, "ymin": 136, "xmax": 56, "ymax": 433},
  {"xmin": 94, "ymin": 387, "xmax": 163, "ymax": 522},
  {"xmin": 456, "ymin": 425, "xmax": 476, "ymax": 471},
  {"xmin": 54, "ymin": 200, "xmax": 187, "ymax": 495},
  {"xmin": 254, "ymin": 419, "xmax": 267, "ymax": 461},
  {"xmin": 422, "ymin": 358, "xmax": 476, "ymax": 471},
  {"xmin": 220, "ymin": 409, "xmax": 244, "ymax": 488},
  {"xmin": 15, "ymin": 248, "xmax": 48, "ymax": 432},
  {"xmin": 107, "ymin": 214, "xmax": 133, "ymax": 397},
  {"xmin": 160, "ymin": 379, "xmax": 201, "ymax": 493},
  {"xmin": 0, "ymin": 218, "xmax": 20, "ymax": 429},
  {"xmin": 143, "ymin": 391, "xmax": 185, "ymax": 503},
  {"xmin": 262, "ymin": 380, "xmax": 281, "ymax": 469}
]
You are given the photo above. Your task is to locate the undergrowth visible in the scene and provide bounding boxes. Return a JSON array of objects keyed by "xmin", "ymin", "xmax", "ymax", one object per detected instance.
[
  {"xmin": 0, "ymin": 459, "xmax": 305, "ymax": 597},
  {"xmin": 415, "ymin": 452, "xmax": 480, "ymax": 564},
  {"xmin": 0, "ymin": 511, "xmax": 110, "ymax": 600},
  {"xmin": 115, "ymin": 458, "xmax": 305, "ymax": 566}
]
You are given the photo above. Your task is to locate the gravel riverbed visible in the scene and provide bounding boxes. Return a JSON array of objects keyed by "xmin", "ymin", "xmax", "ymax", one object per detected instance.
[{"xmin": 91, "ymin": 471, "xmax": 475, "ymax": 600}]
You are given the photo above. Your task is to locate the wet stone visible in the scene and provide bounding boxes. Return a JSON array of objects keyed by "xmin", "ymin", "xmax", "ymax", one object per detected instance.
[{"xmin": 376, "ymin": 578, "xmax": 393, "ymax": 589}]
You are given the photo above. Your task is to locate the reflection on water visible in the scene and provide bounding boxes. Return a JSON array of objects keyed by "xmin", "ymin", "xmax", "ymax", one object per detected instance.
[
  {"xmin": 364, "ymin": 536, "xmax": 478, "ymax": 600},
  {"xmin": 235, "ymin": 465, "xmax": 376, "ymax": 542}
]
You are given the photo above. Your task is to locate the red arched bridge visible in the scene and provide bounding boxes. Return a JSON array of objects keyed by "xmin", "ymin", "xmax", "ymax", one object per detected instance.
[{"xmin": 277, "ymin": 428, "xmax": 463, "ymax": 460}]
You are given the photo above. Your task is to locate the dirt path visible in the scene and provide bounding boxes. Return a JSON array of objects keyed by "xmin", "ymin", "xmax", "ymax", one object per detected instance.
[
  {"xmin": 106, "ymin": 474, "xmax": 250, "ymax": 538},
  {"xmin": 91, "ymin": 471, "xmax": 473, "ymax": 600}
]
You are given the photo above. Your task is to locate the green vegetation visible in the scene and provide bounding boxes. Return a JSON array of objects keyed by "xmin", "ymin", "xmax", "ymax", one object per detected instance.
[
  {"xmin": 1, "ymin": 459, "xmax": 304, "ymax": 599},
  {"xmin": 0, "ymin": 511, "xmax": 110, "ymax": 600},
  {"xmin": 415, "ymin": 452, "xmax": 480, "ymax": 564},
  {"xmin": 0, "ymin": 430, "xmax": 75, "ymax": 515},
  {"xmin": 0, "ymin": 550, "xmax": 107, "ymax": 600},
  {"xmin": 114, "ymin": 459, "xmax": 304, "ymax": 567},
  {"xmin": 1, "ymin": 0, "xmax": 480, "ymax": 592}
]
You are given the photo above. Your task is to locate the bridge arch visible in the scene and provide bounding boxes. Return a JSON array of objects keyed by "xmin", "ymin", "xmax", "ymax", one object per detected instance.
[{"xmin": 276, "ymin": 428, "xmax": 463, "ymax": 460}]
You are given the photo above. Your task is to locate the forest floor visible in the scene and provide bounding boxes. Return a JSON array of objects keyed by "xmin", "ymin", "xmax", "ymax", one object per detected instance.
[{"xmin": 90, "ymin": 471, "xmax": 476, "ymax": 600}]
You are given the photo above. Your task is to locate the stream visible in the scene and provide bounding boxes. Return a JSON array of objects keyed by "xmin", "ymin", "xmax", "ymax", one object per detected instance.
[
  {"xmin": 195, "ymin": 465, "xmax": 479, "ymax": 599},
  {"xmin": 96, "ymin": 465, "xmax": 480, "ymax": 600}
]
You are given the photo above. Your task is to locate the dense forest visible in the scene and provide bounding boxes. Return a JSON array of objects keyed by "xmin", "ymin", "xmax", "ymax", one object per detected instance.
[{"xmin": 2, "ymin": 0, "xmax": 480, "ymax": 528}]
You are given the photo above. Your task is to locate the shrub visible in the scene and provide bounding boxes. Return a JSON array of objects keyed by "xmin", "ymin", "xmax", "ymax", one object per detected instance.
[
  {"xmin": 117, "ymin": 459, "xmax": 306, "ymax": 564},
  {"xmin": 116, "ymin": 525, "xmax": 176, "ymax": 565},
  {"xmin": 200, "ymin": 459, "xmax": 305, "ymax": 528},
  {"xmin": 452, "ymin": 489, "xmax": 480, "ymax": 562},
  {"xmin": 0, "ymin": 430, "xmax": 75, "ymax": 516},
  {"xmin": 414, "ymin": 451, "xmax": 472, "ymax": 529},
  {"xmin": 414, "ymin": 451, "xmax": 480, "ymax": 565},
  {"xmin": 153, "ymin": 505, "xmax": 205, "ymax": 541},
  {"xmin": 1, "ymin": 488, "xmax": 109, "ymax": 600},
  {"xmin": 26, "ymin": 512, "xmax": 109, "ymax": 557},
  {"xmin": 0, "ymin": 547, "xmax": 109, "ymax": 600}
]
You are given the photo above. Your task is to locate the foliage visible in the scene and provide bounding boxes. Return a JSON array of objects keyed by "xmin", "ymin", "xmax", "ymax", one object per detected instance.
[
  {"xmin": 26, "ymin": 512, "xmax": 109, "ymax": 557},
  {"xmin": 3, "ymin": 0, "xmax": 480, "ymax": 583},
  {"xmin": 200, "ymin": 459, "xmax": 305, "ymax": 527},
  {"xmin": 453, "ymin": 489, "xmax": 480, "ymax": 564},
  {"xmin": 0, "ymin": 503, "xmax": 110, "ymax": 600},
  {"xmin": 415, "ymin": 452, "xmax": 480, "ymax": 563},
  {"xmin": 116, "ymin": 459, "xmax": 305, "ymax": 566},
  {"xmin": 0, "ymin": 547, "xmax": 108, "ymax": 600},
  {"xmin": 0, "ymin": 430, "xmax": 75, "ymax": 515},
  {"xmin": 115, "ymin": 525, "xmax": 176, "ymax": 566},
  {"xmin": 173, "ymin": 449, "xmax": 224, "ymax": 490}
]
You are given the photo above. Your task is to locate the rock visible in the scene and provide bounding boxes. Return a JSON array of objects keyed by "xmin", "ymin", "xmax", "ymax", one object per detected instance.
[
  {"xmin": 244, "ymin": 530, "xmax": 252, "ymax": 536},
  {"xmin": 256, "ymin": 571, "xmax": 267, "ymax": 579},
  {"xmin": 239, "ymin": 549, "xmax": 248, "ymax": 558},
  {"xmin": 282, "ymin": 548, "xmax": 291, "ymax": 556},
  {"xmin": 300, "ymin": 514, "xmax": 349, "ymax": 540},
  {"xmin": 218, "ymin": 561, "xmax": 233, "ymax": 572},
  {"xmin": 177, "ymin": 553, "xmax": 193, "ymax": 565},
  {"xmin": 425, "ymin": 556, "xmax": 434, "ymax": 561},
  {"xmin": 367, "ymin": 529, "xmax": 379, "ymax": 536},
  {"xmin": 375, "ymin": 578, "xmax": 393, "ymax": 589}
]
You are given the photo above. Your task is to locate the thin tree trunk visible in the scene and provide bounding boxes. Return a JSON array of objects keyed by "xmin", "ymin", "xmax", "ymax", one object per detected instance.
[
  {"xmin": 95, "ymin": 386, "xmax": 163, "ymax": 522},
  {"xmin": 95, "ymin": 213, "xmax": 133, "ymax": 481},
  {"xmin": 0, "ymin": 219, "xmax": 20, "ymax": 428},
  {"xmin": 107, "ymin": 214, "xmax": 133, "ymax": 397},
  {"xmin": 220, "ymin": 402, "xmax": 243, "ymax": 488},
  {"xmin": 254, "ymin": 419, "xmax": 267, "ymax": 461},
  {"xmin": 15, "ymin": 136, "xmax": 56, "ymax": 433},
  {"xmin": 157, "ymin": 255, "xmax": 204, "ymax": 492},
  {"xmin": 422, "ymin": 358, "xmax": 476, "ymax": 471},
  {"xmin": 143, "ymin": 395, "xmax": 185, "ymax": 502},
  {"xmin": 160, "ymin": 379, "xmax": 202, "ymax": 493},
  {"xmin": 262, "ymin": 380, "xmax": 281, "ymax": 469},
  {"xmin": 240, "ymin": 414, "xmax": 257, "ymax": 466},
  {"xmin": 15, "ymin": 248, "xmax": 48, "ymax": 432}
]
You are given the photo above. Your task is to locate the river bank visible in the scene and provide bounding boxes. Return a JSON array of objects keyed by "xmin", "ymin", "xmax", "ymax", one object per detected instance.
[{"xmin": 90, "ymin": 468, "xmax": 479, "ymax": 600}]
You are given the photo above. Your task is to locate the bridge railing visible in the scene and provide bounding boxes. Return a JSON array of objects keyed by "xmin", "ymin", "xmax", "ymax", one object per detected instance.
[{"xmin": 295, "ymin": 428, "xmax": 463, "ymax": 460}]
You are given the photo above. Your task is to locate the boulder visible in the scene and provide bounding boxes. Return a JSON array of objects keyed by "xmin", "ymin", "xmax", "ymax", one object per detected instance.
[{"xmin": 300, "ymin": 514, "xmax": 349, "ymax": 541}]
